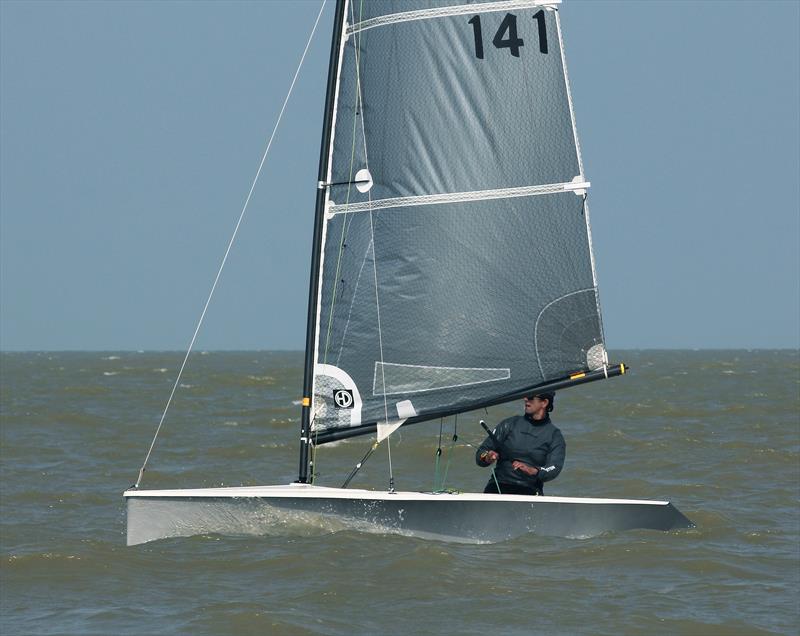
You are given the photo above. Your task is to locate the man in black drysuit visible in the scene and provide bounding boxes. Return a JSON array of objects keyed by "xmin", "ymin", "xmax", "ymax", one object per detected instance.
[{"xmin": 476, "ymin": 391, "xmax": 565, "ymax": 495}]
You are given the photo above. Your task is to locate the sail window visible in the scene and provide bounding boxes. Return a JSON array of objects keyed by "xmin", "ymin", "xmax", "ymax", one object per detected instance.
[{"xmin": 373, "ymin": 362, "xmax": 510, "ymax": 397}]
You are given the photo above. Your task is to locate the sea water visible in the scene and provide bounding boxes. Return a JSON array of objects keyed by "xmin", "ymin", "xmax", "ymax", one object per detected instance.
[{"xmin": 1, "ymin": 350, "xmax": 798, "ymax": 635}]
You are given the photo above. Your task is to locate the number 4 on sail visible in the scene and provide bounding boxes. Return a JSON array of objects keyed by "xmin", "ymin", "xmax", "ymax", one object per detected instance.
[{"xmin": 125, "ymin": 0, "xmax": 692, "ymax": 546}]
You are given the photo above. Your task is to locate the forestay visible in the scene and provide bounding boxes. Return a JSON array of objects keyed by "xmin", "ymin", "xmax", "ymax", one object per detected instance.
[{"xmin": 309, "ymin": 0, "xmax": 606, "ymax": 443}]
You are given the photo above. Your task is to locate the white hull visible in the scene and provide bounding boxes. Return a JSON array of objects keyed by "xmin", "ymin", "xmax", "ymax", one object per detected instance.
[{"xmin": 124, "ymin": 483, "xmax": 692, "ymax": 546}]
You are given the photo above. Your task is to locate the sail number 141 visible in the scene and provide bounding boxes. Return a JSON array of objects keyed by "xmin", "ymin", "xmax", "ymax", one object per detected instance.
[{"xmin": 468, "ymin": 11, "xmax": 548, "ymax": 59}]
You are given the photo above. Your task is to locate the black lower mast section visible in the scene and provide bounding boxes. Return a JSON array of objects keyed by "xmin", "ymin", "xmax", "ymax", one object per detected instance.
[
  {"xmin": 313, "ymin": 363, "xmax": 628, "ymax": 445},
  {"xmin": 298, "ymin": 0, "xmax": 347, "ymax": 483}
]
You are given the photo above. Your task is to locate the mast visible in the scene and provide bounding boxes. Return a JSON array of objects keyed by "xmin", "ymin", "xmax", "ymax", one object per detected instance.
[{"xmin": 298, "ymin": 0, "xmax": 348, "ymax": 483}]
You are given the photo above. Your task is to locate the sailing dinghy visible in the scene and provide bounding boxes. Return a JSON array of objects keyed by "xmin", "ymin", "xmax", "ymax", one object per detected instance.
[{"xmin": 125, "ymin": 0, "xmax": 691, "ymax": 546}]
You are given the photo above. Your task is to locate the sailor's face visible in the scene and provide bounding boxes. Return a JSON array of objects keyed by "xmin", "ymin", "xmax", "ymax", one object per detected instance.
[{"xmin": 524, "ymin": 395, "xmax": 548, "ymax": 419}]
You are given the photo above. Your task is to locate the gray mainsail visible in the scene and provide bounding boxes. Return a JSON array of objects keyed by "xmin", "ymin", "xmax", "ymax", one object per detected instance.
[{"xmin": 307, "ymin": 0, "xmax": 607, "ymax": 444}]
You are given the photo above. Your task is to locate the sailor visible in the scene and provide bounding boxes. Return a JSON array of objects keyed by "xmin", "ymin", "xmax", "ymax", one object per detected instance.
[{"xmin": 476, "ymin": 391, "xmax": 565, "ymax": 495}]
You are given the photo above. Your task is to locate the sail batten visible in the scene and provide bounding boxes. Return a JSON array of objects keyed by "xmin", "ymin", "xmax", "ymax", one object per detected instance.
[
  {"xmin": 307, "ymin": 1, "xmax": 609, "ymax": 445},
  {"xmin": 329, "ymin": 180, "xmax": 590, "ymax": 215},
  {"xmin": 347, "ymin": 1, "xmax": 561, "ymax": 37}
]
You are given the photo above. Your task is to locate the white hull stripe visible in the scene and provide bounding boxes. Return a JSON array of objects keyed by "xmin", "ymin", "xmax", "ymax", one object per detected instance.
[
  {"xmin": 124, "ymin": 483, "xmax": 670, "ymax": 506},
  {"xmin": 347, "ymin": 0, "xmax": 560, "ymax": 37},
  {"xmin": 329, "ymin": 180, "xmax": 589, "ymax": 215}
]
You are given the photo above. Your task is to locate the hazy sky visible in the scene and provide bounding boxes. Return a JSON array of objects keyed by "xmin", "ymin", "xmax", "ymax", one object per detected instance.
[{"xmin": 1, "ymin": 0, "xmax": 798, "ymax": 351}]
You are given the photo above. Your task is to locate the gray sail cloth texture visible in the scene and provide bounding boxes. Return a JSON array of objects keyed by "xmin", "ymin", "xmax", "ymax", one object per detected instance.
[{"xmin": 312, "ymin": 1, "xmax": 605, "ymax": 435}]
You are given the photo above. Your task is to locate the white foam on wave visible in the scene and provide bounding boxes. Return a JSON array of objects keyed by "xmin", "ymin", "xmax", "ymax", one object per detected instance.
[{"xmin": 247, "ymin": 375, "xmax": 275, "ymax": 383}]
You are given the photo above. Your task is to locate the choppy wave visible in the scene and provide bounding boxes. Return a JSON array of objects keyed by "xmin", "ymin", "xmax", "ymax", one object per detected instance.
[{"xmin": 1, "ymin": 350, "xmax": 798, "ymax": 636}]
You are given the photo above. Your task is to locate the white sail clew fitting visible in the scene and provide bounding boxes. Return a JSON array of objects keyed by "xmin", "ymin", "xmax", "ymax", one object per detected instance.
[{"xmin": 586, "ymin": 344, "xmax": 607, "ymax": 370}]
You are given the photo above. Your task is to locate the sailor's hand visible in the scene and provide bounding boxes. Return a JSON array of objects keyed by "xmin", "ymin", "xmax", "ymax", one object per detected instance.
[
  {"xmin": 481, "ymin": 450, "xmax": 499, "ymax": 464},
  {"xmin": 512, "ymin": 461, "xmax": 538, "ymax": 476}
]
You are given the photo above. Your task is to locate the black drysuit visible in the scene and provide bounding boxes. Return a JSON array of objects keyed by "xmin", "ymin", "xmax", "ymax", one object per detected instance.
[{"xmin": 476, "ymin": 414, "xmax": 565, "ymax": 495}]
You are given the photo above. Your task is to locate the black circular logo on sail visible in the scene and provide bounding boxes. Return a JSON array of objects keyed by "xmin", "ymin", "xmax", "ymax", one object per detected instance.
[{"xmin": 333, "ymin": 389, "xmax": 354, "ymax": 409}]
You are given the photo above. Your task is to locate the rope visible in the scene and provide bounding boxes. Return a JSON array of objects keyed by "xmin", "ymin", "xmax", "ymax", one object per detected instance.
[
  {"xmin": 322, "ymin": 47, "xmax": 363, "ymax": 363},
  {"xmin": 133, "ymin": 0, "xmax": 328, "ymax": 488},
  {"xmin": 439, "ymin": 415, "xmax": 458, "ymax": 490},
  {"xmin": 433, "ymin": 418, "xmax": 444, "ymax": 490},
  {"xmin": 489, "ymin": 465, "xmax": 502, "ymax": 494},
  {"xmin": 341, "ymin": 440, "xmax": 379, "ymax": 488},
  {"xmin": 387, "ymin": 433, "xmax": 395, "ymax": 492},
  {"xmin": 460, "ymin": 419, "xmax": 502, "ymax": 495},
  {"xmin": 347, "ymin": 0, "xmax": 393, "ymax": 492},
  {"xmin": 481, "ymin": 409, "xmax": 501, "ymax": 493}
]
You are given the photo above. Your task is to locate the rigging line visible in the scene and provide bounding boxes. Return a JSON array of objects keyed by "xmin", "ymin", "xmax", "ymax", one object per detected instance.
[
  {"xmin": 353, "ymin": 4, "xmax": 388, "ymax": 429},
  {"xmin": 441, "ymin": 415, "xmax": 458, "ymax": 488},
  {"xmin": 433, "ymin": 417, "xmax": 444, "ymax": 491},
  {"xmin": 133, "ymin": 0, "xmax": 328, "ymax": 489},
  {"xmin": 387, "ymin": 427, "xmax": 395, "ymax": 492},
  {"xmin": 318, "ymin": 12, "xmax": 364, "ymax": 477},
  {"xmin": 322, "ymin": 30, "xmax": 364, "ymax": 364},
  {"xmin": 334, "ymin": 233, "xmax": 370, "ymax": 367},
  {"xmin": 341, "ymin": 439, "xmax": 379, "ymax": 488},
  {"xmin": 348, "ymin": 0, "xmax": 388, "ymax": 424},
  {"xmin": 310, "ymin": 403, "xmax": 322, "ymax": 484},
  {"xmin": 310, "ymin": 436, "xmax": 317, "ymax": 484},
  {"xmin": 490, "ymin": 465, "xmax": 502, "ymax": 494},
  {"xmin": 461, "ymin": 433, "xmax": 501, "ymax": 494},
  {"xmin": 350, "ymin": 0, "xmax": 393, "ymax": 491}
]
